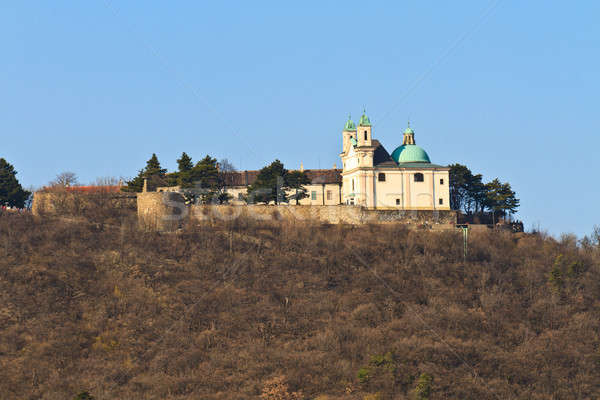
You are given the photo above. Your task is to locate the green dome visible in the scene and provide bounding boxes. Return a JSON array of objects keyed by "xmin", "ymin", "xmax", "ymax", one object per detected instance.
[
  {"xmin": 343, "ymin": 115, "xmax": 356, "ymax": 131},
  {"xmin": 403, "ymin": 126, "xmax": 414, "ymax": 135},
  {"xmin": 391, "ymin": 144, "xmax": 431, "ymax": 163}
]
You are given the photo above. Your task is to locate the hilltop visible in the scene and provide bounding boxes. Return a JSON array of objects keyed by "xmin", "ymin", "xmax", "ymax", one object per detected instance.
[{"xmin": 0, "ymin": 212, "xmax": 598, "ymax": 399}]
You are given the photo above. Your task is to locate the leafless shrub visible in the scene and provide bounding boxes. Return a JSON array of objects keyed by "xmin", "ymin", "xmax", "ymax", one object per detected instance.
[{"xmin": 0, "ymin": 208, "xmax": 597, "ymax": 399}]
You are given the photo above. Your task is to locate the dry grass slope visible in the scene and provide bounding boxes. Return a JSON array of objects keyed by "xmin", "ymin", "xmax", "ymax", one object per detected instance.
[{"xmin": 0, "ymin": 210, "xmax": 599, "ymax": 399}]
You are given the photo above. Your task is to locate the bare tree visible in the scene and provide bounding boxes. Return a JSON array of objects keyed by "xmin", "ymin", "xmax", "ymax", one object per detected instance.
[
  {"xmin": 94, "ymin": 176, "xmax": 120, "ymax": 187},
  {"xmin": 50, "ymin": 171, "xmax": 79, "ymax": 188},
  {"xmin": 218, "ymin": 158, "xmax": 236, "ymax": 173},
  {"xmin": 215, "ymin": 159, "xmax": 237, "ymax": 203}
]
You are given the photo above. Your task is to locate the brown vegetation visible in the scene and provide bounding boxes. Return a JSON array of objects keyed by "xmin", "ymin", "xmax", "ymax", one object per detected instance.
[
  {"xmin": 32, "ymin": 187, "xmax": 136, "ymax": 229},
  {"xmin": 0, "ymin": 209, "xmax": 599, "ymax": 399}
]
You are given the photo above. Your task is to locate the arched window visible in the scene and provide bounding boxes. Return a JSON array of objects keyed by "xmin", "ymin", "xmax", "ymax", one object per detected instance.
[
  {"xmin": 414, "ymin": 173, "xmax": 424, "ymax": 182},
  {"xmin": 352, "ymin": 179, "xmax": 355, "ymax": 191},
  {"xmin": 364, "ymin": 130, "xmax": 368, "ymax": 140},
  {"xmin": 378, "ymin": 173, "xmax": 386, "ymax": 182}
]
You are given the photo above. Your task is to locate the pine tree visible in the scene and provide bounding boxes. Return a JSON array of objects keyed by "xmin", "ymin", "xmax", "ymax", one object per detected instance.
[
  {"xmin": 248, "ymin": 159, "xmax": 289, "ymax": 204},
  {"xmin": 468, "ymin": 173, "xmax": 486, "ymax": 213},
  {"xmin": 449, "ymin": 163, "xmax": 471, "ymax": 211},
  {"xmin": 190, "ymin": 156, "xmax": 219, "ymax": 188},
  {"xmin": 286, "ymin": 170, "xmax": 310, "ymax": 204},
  {"xmin": 0, "ymin": 158, "xmax": 30, "ymax": 208},
  {"xmin": 177, "ymin": 152, "xmax": 193, "ymax": 172},
  {"xmin": 449, "ymin": 164, "xmax": 486, "ymax": 213},
  {"xmin": 182, "ymin": 155, "xmax": 220, "ymax": 202},
  {"xmin": 144, "ymin": 153, "xmax": 167, "ymax": 176},
  {"xmin": 173, "ymin": 152, "xmax": 194, "ymax": 188},
  {"xmin": 484, "ymin": 178, "xmax": 520, "ymax": 220},
  {"xmin": 122, "ymin": 154, "xmax": 167, "ymax": 192}
]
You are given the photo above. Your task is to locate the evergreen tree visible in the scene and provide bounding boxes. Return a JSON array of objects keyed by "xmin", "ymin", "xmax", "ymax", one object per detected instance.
[
  {"xmin": 122, "ymin": 153, "xmax": 167, "ymax": 192},
  {"xmin": 248, "ymin": 159, "xmax": 289, "ymax": 204},
  {"xmin": 0, "ymin": 158, "xmax": 30, "ymax": 208},
  {"xmin": 177, "ymin": 152, "xmax": 193, "ymax": 172},
  {"xmin": 165, "ymin": 172, "xmax": 179, "ymax": 187},
  {"xmin": 468, "ymin": 173, "xmax": 487, "ymax": 213},
  {"xmin": 175, "ymin": 152, "xmax": 194, "ymax": 188},
  {"xmin": 182, "ymin": 155, "xmax": 220, "ymax": 202},
  {"xmin": 144, "ymin": 153, "xmax": 167, "ymax": 176},
  {"xmin": 190, "ymin": 155, "xmax": 219, "ymax": 188},
  {"xmin": 448, "ymin": 163, "xmax": 472, "ymax": 211},
  {"xmin": 450, "ymin": 164, "xmax": 519, "ymax": 217},
  {"xmin": 484, "ymin": 178, "xmax": 520, "ymax": 219},
  {"xmin": 286, "ymin": 170, "xmax": 310, "ymax": 204}
]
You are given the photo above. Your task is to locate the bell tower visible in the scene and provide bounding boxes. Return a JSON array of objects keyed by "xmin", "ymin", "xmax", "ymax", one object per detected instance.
[
  {"xmin": 357, "ymin": 109, "xmax": 372, "ymax": 147},
  {"xmin": 342, "ymin": 114, "xmax": 356, "ymax": 153}
]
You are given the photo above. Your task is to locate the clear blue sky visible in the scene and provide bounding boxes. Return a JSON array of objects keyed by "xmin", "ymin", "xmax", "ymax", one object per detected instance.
[{"xmin": 2, "ymin": 1, "xmax": 598, "ymax": 236}]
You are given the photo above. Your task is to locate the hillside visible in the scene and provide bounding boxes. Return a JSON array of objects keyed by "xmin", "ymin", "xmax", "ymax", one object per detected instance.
[{"xmin": 1, "ymin": 212, "xmax": 599, "ymax": 399}]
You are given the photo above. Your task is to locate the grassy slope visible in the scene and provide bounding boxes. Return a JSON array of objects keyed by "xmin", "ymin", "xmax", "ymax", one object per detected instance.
[{"xmin": 0, "ymin": 213, "xmax": 599, "ymax": 399}]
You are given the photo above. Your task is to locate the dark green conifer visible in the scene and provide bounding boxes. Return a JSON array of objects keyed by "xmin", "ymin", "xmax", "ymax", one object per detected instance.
[
  {"xmin": 0, "ymin": 158, "xmax": 30, "ymax": 208},
  {"xmin": 247, "ymin": 159, "xmax": 289, "ymax": 204},
  {"xmin": 122, "ymin": 153, "xmax": 167, "ymax": 192}
]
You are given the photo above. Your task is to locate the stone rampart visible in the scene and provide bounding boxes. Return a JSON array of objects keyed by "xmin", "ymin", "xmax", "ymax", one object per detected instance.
[
  {"xmin": 137, "ymin": 192, "xmax": 457, "ymax": 230},
  {"xmin": 32, "ymin": 191, "xmax": 137, "ymax": 216},
  {"xmin": 137, "ymin": 191, "xmax": 186, "ymax": 231}
]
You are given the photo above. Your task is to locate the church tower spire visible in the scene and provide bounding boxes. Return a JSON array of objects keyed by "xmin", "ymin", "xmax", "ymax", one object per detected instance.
[
  {"xmin": 357, "ymin": 108, "xmax": 372, "ymax": 146},
  {"xmin": 342, "ymin": 114, "xmax": 356, "ymax": 153}
]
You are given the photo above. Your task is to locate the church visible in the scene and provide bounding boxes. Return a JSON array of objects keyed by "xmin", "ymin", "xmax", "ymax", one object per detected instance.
[
  {"xmin": 339, "ymin": 110, "xmax": 450, "ymax": 210},
  {"xmin": 216, "ymin": 110, "xmax": 450, "ymax": 210}
]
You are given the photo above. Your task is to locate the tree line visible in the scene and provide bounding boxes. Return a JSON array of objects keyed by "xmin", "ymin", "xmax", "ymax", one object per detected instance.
[
  {"xmin": 449, "ymin": 163, "xmax": 519, "ymax": 218},
  {"xmin": 0, "ymin": 154, "xmax": 520, "ymax": 216},
  {"xmin": 122, "ymin": 153, "xmax": 311, "ymax": 204}
]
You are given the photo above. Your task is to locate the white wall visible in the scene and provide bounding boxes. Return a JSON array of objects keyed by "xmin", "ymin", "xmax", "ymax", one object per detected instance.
[{"xmin": 341, "ymin": 168, "xmax": 451, "ymax": 210}]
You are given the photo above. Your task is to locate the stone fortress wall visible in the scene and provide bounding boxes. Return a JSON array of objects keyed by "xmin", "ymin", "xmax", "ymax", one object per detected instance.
[
  {"xmin": 137, "ymin": 192, "xmax": 457, "ymax": 231},
  {"xmin": 32, "ymin": 190, "xmax": 137, "ymax": 216}
]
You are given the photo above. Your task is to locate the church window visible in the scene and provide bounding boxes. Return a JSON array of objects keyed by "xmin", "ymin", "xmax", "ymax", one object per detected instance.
[
  {"xmin": 364, "ymin": 131, "xmax": 368, "ymax": 140},
  {"xmin": 311, "ymin": 191, "xmax": 317, "ymax": 200},
  {"xmin": 440, "ymin": 178, "xmax": 444, "ymax": 185},
  {"xmin": 378, "ymin": 173, "xmax": 386, "ymax": 182},
  {"xmin": 352, "ymin": 179, "xmax": 355, "ymax": 191},
  {"xmin": 326, "ymin": 190, "xmax": 332, "ymax": 200},
  {"xmin": 396, "ymin": 198, "xmax": 400, "ymax": 205},
  {"xmin": 439, "ymin": 198, "xmax": 443, "ymax": 205},
  {"xmin": 414, "ymin": 173, "xmax": 424, "ymax": 182}
]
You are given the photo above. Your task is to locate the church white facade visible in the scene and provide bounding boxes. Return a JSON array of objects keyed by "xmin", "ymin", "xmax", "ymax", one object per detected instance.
[{"xmin": 340, "ymin": 111, "xmax": 450, "ymax": 210}]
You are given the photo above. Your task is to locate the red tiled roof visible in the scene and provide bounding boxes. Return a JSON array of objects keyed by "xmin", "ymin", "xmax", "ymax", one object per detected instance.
[
  {"xmin": 64, "ymin": 186, "xmax": 122, "ymax": 193},
  {"xmin": 303, "ymin": 169, "xmax": 342, "ymax": 184},
  {"xmin": 220, "ymin": 170, "xmax": 261, "ymax": 186}
]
